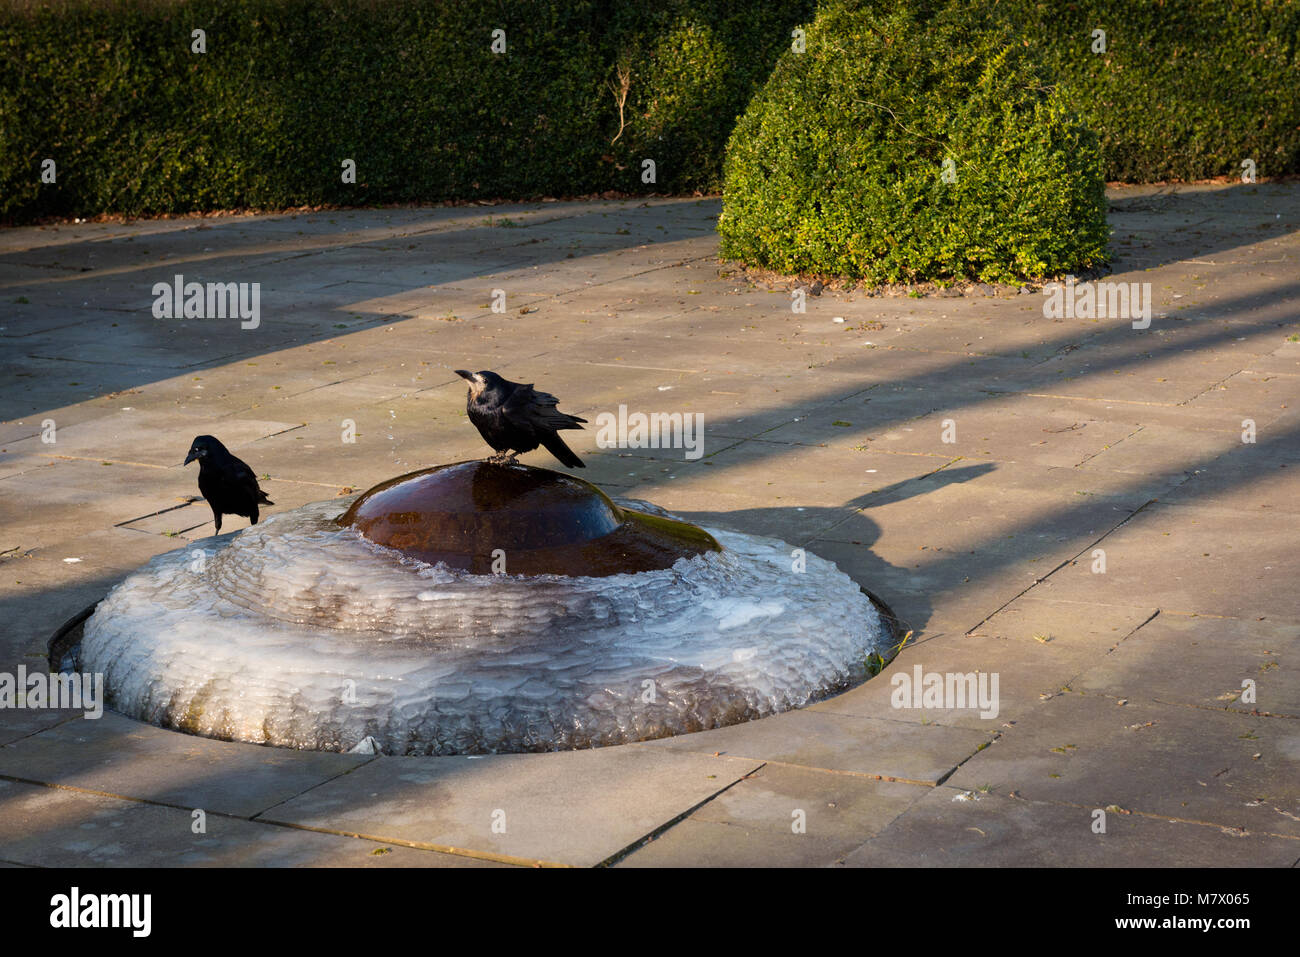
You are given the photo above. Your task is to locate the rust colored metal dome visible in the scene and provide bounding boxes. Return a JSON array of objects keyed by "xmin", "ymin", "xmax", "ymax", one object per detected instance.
[{"xmin": 337, "ymin": 460, "xmax": 721, "ymax": 576}]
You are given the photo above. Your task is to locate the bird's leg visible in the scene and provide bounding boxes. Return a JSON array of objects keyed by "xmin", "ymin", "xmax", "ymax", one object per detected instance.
[{"xmin": 212, "ymin": 507, "xmax": 223, "ymax": 535}]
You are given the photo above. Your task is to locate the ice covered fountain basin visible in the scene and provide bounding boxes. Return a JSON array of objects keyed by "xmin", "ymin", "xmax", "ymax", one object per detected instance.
[{"xmin": 80, "ymin": 462, "xmax": 890, "ymax": 755}]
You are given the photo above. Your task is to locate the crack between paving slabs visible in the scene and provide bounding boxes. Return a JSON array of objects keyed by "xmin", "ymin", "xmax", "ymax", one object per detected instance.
[
  {"xmin": 961, "ymin": 487, "xmax": 1191, "ymax": 638},
  {"xmin": 0, "ymin": 711, "xmax": 86, "ymax": 748},
  {"xmin": 890, "ymin": 512, "xmax": 1179, "ymax": 786},
  {"xmin": 595, "ymin": 761, "xmax": 768, "ymax": 867},
  {"xmin": 25, "ymin": 350, "xmax": 257, "ymax": 371},
  {"xmin": 971, "ymin": 609, "xmax": 1165, "ymax": 708},
  {"xmin": 28, "ymin": 425, "xmax": 307, "ymax": 474},
  {"xmin": 31, "ymin": 453, "xmax": 171, "ymax": 470},
  {"xmin": 1072, "ymin": 425, "xmax": 1146, "ymax": 468},
  {"xmin": 113, "ymin": 500, "xmax": 202, "ymax": 527},
  {"xmin": 1177, "ymin": 368, "xmax": 1249, "ymax": 406}
]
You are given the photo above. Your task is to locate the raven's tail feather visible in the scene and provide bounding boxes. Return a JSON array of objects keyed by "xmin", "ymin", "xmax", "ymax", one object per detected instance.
[
  {"xmin": 258, "ymin": 491, "xmax": 274, "ymax": 505},
  {"xmin": 541, "ymin": 432, "xmax": 584, "ymax": 468}
]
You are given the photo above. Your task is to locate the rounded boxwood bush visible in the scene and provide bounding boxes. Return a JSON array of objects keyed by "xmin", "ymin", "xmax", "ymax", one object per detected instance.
[{"xmin": 717, "ymin": 0, "xmax": 1110, "ymax": 284}]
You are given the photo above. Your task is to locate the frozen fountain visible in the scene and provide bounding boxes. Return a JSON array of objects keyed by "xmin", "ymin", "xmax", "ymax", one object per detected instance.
[{"xmin": 72, "ymin": 461, "xmax": 891, "ymax": 755}]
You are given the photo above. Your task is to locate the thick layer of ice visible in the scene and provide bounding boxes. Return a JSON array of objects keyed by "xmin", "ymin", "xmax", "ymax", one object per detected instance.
[{"xmin": 80, "ymin": 497, "xmax": 888, "ymax": 755}]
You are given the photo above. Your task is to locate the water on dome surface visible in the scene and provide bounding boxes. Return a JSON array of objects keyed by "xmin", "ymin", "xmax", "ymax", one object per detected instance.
[{"xmin": 80, "ymin": 497, "xmax": 889, "ymax": 755}]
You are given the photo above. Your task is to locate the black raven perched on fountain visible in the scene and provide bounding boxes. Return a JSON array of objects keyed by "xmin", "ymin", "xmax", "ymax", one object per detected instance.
[
  {"xmin": 184, "ymin": 435, "xmax": 274, "ymax": 533},
  {"xmin": 455, "ymin": 369, "xmax": 587, "ymax": 468}
]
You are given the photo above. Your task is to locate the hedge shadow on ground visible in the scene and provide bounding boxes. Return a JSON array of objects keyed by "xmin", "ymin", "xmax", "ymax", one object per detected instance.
[
  {"xmin": 0, "ymin": 200, "xmax": 713, "ymax": 421},
  {"xmin": 2, "ymin": 181, "xmax": 1295, "ymax": 425},
  {"xmin": 0, "ymin": 403, "xmax": 1294, "ymax": 869}
]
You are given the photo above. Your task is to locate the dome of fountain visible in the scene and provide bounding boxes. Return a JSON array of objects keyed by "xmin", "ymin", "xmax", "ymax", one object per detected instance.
[{"xmin": 338, "ymin": 461, "xmax": 720, "ymax": 577}]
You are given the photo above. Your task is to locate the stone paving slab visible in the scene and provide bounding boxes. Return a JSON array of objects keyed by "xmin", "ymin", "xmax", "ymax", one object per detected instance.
[
  {"xmin": 0, "ymin": 778, "xmax": 507, "ymax": 868},
  {"xmin": 639, "ymin": 708, "xmax": 993, "ymax": 785},
  {"xmin": 817, "ymin": 309, "xmax": 1092, "ymax": 361},
  {"xmin": 0, "ymin": 710, "xmax": 78, "ymax": 749},
  {"xmin": 1158, "ymin": 426, "xmax": 1300, "ymax": 514},
  {"xmin": 0, "ymin": 713, "xmax": 369, "ymax": 819},
  {"xmin": 1, "ymin": 307, "xmax": 129, "ymax": 342},
  {"xmin": 0, "ymin": 567, "xmax": 114, "ymax": 644},
  {"xmin": 579, "ymin": 370, "xmax": 874, "ymax": 444},
  {"xmin": 809, "ymin": 617, "xmax": 1153, "ymax": 733},
  {"xmin": 839, "ymin": 395, "xmax": 1145, "ymax": 469},
  {"xmin": 6, "ymin": 527, "xmax": 187, "ymax": 580},
  {"xmin": 1241, "ymin": 352, "xmax": 1300, "ymax": 376},
  {"xmin": 804, "ymin": 464, "xmax": 1158, "ymax": 639},
  {"xmin": 839, "ymin": 786, "xmax": 1300, "ymax": 867},
  {"xmin": 1, "ymin": 411, "xmax": 299, "ymax": 469},
  {"xmin": 1182, "ymin": 366, "xmax": 1300, "ymax": 418},
  {"xmin": 0, "ymin": 542, "xmax": 165, "ymax": 666},
  {"xmin": 624, "ymin": 483, "xmax": 867, "ymax": 546},
  {"xmin": 1005, "ymin": 353, "xmax": 1253, "ymax": 408},
  {"xmin": 1, "ymin": 183, "xmax": 1297, "ymax": 866},
  {"xmin": 1071, "ymin": 612, "xmax": 1300, "ymax": 715},
  {"xmin": 759, "ymin": 386, "xmax": 981, "ymax": 451},
  {"xmin": 1, "ymin": 462, "xmax": 207, "ymax": 557},
  {"xmin": 1074, "ymin": 423, "xmax": 1245, "ymax": 476},
  {"xmin": 117, "ymin": 481, "xmax": 338, "ymax": 539},
  {"xmin": 783, "ymin": 348, "xmax": 1030, "ymax": 400},
  {"xmin": 615, "ymin": 818, "xmax": 855, "ymax": 867},
  {"xmin": 0, "ymin": 453, "xmax": 56, "ymax": 483},
  {"xmin": 617, "ymin": 763, "xmax": 929, "ymax": 867},
  {"xmin": 1031, "ymin": 503, "xmax": 1298, "ymax": 620},
  {"xmin": 0, "ymin": 218, "xmax": 200, "ymax": 254},
  {"xmin": 681, "ymin": 439, "xmax": 953, "ymax": 510},
  {"xmin": 973, "ymin": 596, "xmax": 1158, "ymax": 646},
  {"xmin": 259, "ymin": 747, "xmax": 763, "ymax": 867},
  {"xmin": 0, "ymin": 360, "xmax": 190, "ymax": 424},
  {"xmin": 945, "ymin": 694, "xmax": 1300, "ymax": 839}
]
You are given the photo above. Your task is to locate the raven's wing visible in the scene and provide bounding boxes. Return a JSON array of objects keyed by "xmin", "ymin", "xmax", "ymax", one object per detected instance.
[
  {"xmin": 229, "ymin": 456, "xmax": 274, "ymax": 505},
  {"xmin": 502, "ymin": 385, "xmax": 587, "ymax": 432}
]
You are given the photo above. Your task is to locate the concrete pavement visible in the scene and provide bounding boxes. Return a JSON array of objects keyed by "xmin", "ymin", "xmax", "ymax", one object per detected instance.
[{"xmin": 1, "ymin": 183, "xmax": 1297, "ymax": 866}]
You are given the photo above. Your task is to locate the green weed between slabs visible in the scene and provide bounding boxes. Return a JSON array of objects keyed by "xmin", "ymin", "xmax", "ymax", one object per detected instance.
[{"xmin": 866, "ymin": 628, "xmax": 913, "ymax": 677}]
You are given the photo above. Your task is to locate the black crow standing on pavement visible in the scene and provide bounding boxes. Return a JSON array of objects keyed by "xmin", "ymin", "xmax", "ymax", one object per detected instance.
[
  {"xmin": 455, "ymin": 369, "xmax": 587, "ymax": 468},
  {"xmin": 183, "ymin": 435, "xmax": 274, "ymax": 534}
]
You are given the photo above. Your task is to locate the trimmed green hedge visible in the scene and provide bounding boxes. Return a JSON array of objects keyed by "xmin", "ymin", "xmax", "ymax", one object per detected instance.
[
  {"xmin": 2, "ymin": 0, "xmax": 1297, "ymax": 225},
  {"xmin": 1016, "ymin": 0, "xmax": 1300, "ymax": 184},
  {"xmin": 0, "ymin": 0, "xmax": 815, "ymax": 221},
  {"xmin": 718, "ymin": 0, "xmax": 1110, "ymax": 284}
]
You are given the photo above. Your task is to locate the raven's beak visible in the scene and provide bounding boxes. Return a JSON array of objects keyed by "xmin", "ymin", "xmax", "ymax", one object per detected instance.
[
  {"xmin": 454, "ymin": 370, "xmax": 473, "ymax": 381},
  {"xmin": 183, "ymin": 450, "xmax": 197, "ymax": 465}
]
